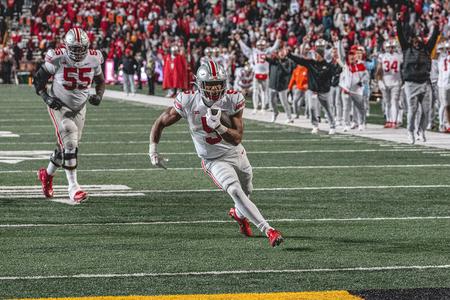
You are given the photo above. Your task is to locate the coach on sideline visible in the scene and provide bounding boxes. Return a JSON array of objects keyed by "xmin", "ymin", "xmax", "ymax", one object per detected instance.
[
  {"xmin": 396, "ymin": 11, "xmax": 439, "ymax": 144},
  {"xmin": 288, "ymin": 40, "xmax": 342, "ymax": 135}
]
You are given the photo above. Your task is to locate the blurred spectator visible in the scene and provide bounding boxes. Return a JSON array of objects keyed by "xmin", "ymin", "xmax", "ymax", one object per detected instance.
[
  {"xmin": 162, "ymin": 45, "xmax": 188, "ymax": 97},
  {"xmin": 1, "ymin": 48, "xmax": 14, "ymax": 84},
  {"xmin": 122, "ymin": 48, "xmax": 138, "ymax": 96},
  {"xmin": 145, "ymin": 48, "xmax": 157, "ymax": 95}
]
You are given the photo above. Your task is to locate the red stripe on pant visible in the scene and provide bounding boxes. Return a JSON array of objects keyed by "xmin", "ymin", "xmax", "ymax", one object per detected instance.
[
  {"xmin": 201, "ymin": 160, "xmax": 223, "ymax": 190},
  {"xmin": 48, "ymin": 107, "xmax": 64, "ymax": 149}
]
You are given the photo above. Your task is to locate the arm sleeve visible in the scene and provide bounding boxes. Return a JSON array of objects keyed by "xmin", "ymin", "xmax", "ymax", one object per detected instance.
[
  {"xmin": 287, "ymin": 53, "xmax": 311, "ymax": 68},
  {"xmin": 43, "ymin": 49, "xmax": 59, "ymax": 75},
  {"xmin": 94, "ymin": 51, "xmax": 104, "ymax": 76},
  {"xmin": 426, "ymin": 27, "xmax": 440, "ymax": 53},
  {"xmin": 173, "ymin": 92, "xmax": 188, "ymax": 118},
  {"xmin": 265, "ymin": 39, "xmax": 280, "ymax": 55},
  {"xmin": 231, "ymin": 93, "xmax": 246, "ymax": 115},
  {"xmin": 396, "ymin": 20, "xmax": 409, "ymax": 50},
  {"xmin": 238, "ymin": 40, "xmax": 252, "ymax": 59}
]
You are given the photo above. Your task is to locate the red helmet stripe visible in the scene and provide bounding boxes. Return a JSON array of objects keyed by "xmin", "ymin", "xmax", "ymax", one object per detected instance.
[
  {"xmin": 74, "ymin": 28, "xmax": 80, "ymax": 42},
  {"xmin": 209, "ymin": 60, "xmax": 217, "ymax": 77}
]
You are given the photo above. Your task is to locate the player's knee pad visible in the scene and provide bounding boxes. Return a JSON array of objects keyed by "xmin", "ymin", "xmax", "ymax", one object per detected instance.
[
  {"xmin": 63, "ymin": 148, "xmax": 78, "ymax": 170},
  {"xmin": 49, "ymin": 148, "xmax": 63, "ymax": 167}
]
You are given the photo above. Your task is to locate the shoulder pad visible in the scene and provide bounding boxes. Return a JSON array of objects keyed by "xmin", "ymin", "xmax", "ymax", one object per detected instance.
[
  {"xmin": 225, "ymin": 90, "xmax": 245, "ymax": 111},
  {"xmin": 87, "ymin": 49, "xmax": 104, "ymax": 65},
  {"xmin": 174, "ymin": 90, "xmax": 196, "ymax": 110},
  {"xmin": 45, "ymin": 48, "xmax": 65, "ymax": 64}
]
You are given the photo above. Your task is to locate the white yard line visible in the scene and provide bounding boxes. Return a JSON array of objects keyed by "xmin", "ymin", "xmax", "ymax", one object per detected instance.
[
  {"xmin": 18, "ymin": 130, "xmax": 297, "ymax": 136},
  {"xmin": 2, "ymin": 164, "xmax": 450, "ymax": 174},
  {"xmin": 1, "ymin": 264, "xmax": 450, "ymax": 280},
  {"xmin": 0, "ymin": 139, "xmax": 334, "ymax": 145},
  {"xmin": 1, "ymin": 216, "xmax": 449, "ymax": 229},
  {"xmin": 134, "ymin": 185, "xmax": 450, "ymax": 193}
]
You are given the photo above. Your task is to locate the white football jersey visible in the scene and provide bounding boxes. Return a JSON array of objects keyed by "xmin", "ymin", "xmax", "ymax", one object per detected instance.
[
  {"xmin": 234, "ymin": 67, "xmax": 253, "ymax": 90},
  {"xmin": 437, "ymin": 54, "xmax": 450, "ymax": 88},
  {"xmin": 238, "ymin": 39, "xmax": 279, "ymax": 77},
  {"xmin": 379, "ymin": 52, "xmax": 403, "ymax": 87},
  {"xmin": 173, "ymin": 90, "xmax": 245, "ymax": 160},
  {"xmin": 44, "ymin": 48, "xmax": 104, "ymax": 111}
]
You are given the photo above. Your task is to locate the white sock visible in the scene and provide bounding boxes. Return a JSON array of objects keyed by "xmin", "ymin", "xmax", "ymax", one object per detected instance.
[
  {"xmin": 65, "ymin": 169, "xmax": 78, "ymax": 189},
  {"xmin": 46, "ymin": 162, "xmax": 58, "ymax": 176},
  {"xmin": 227, "ymin": 183, "xmax": 272, "ymax": 234}
]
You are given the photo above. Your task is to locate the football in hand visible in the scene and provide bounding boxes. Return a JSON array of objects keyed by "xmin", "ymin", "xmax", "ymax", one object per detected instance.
[{"xmin": 211, "ymin": 109, "xmax": 233, "ymax": 128}]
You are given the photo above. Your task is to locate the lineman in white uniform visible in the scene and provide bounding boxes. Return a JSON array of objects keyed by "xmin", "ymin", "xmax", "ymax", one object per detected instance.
[
  {"xmin": 437, "ymin": 41, "xmax": 450, "ymax": 132},
  {"xmin": 34, "ymin": 28, "xmax": 105, "ymax": 203},
  {"xmin": 149, "ymin": 60, "xmax": 284, "ymax": 247},
  {"xmin": 235, "ymin": 33, "xmax": 281, "ymax": 113},
  {"xmin": 377, "ymin": 40, "xmax": 403, "ymax": 128}
]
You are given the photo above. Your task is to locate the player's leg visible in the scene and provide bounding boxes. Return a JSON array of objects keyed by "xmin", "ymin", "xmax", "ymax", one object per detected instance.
[
  {"xmin": 261, "ymin": 79, "xmax": 270, "ymax": 111},
  {"xmin": 318, "ymin": 92, "xmax": 335, "ymax": 133},
  {"xmin": 123, "ymin": 73, "xmax": 130, "ymax": 95},
  {"xmin": 292, "ymin": 87, "xmax": 300, "ymax": 118},
  {"xmin": 335, "ymin": 88, "xmax": 343, "ymax": 126},
  {"xmin": 38, "ymin": 107, "xmax": 65, "ymax": 198},
  {"xmin": 203, "ymin": 157, "xmax": 283, "ymax": 246},
  {"xmin": 269, "ymin": 88, "xmax": 278, "ymax": 122},
  {"xmin": 129, "ymin": 74, "xmax": 136, "ymax": 95},
  {"xmin": 351, "ymin": 94, "xmax": 366, "ymax": 130},
  {"xmin": 438, "ymin": 88, "xmax": 447, "ymax": 131},
  {"xmin": 309, "ymin": 93, "xmax": 319, "ymax": 133},
  {"xmin": 341, "ymin": 92, "xmax": 351, "ymax": 131},
  {"xmin": 428, "ymin": 82, "xmax": 438, "ymax": 130},
  {"xmin": 404, "ymin": 82, "xmax": 420, "ymax": 143},
  {"xmin": 391, "ymin": 85, "xmax": 401, "ymax": 128},
  {"xmin": 61, "ymin": 106, "xmax": 88, "ymax": 202},
  {"xmin": 251, "ymin": 78, "xmax": 259, "ymax": 113},
  {"xmin": 279, "ymin": 89, "xmax": 293, "ymax": 122},
  {"xmin": 381, "ymin": 86, "xmax": 391, "ymax": 126},
  {"xmin": 418, "ymin": 87, "xmax": 430, "ymax": 141}
]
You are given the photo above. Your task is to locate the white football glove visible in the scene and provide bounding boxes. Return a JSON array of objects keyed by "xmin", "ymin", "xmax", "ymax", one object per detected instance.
[
  {"xmin": 149, "ymin": 143, "xmax": 167, "ymax": 169},
  {"xmin": 206, "ymin": 108, "xmax": 221, "ymax": 129},
  {"xmin": 206, "ymin": 108, "xmax": 228, "ymax": 134}
]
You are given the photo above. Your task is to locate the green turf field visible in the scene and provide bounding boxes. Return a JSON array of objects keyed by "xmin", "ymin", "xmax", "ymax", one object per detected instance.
[{"xmin": 1, "ymin": 85, "xmax": 450, "ymax": 299}]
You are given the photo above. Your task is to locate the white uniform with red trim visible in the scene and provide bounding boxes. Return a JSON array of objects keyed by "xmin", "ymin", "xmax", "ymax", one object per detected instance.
[
  {"xmin": 173, "ymin": 89, "xmax": 246, "ymax": 160},
  {"xmin": 437, "ymin": 53, "xmax": 450, "ymax": 128},
  {"xmin": 378, "ymin": 52, "xmax": 403, "ymax": 123},
  {"xmin": 44, "ymin": 48, "xmax": 104, "ymax": 111}
]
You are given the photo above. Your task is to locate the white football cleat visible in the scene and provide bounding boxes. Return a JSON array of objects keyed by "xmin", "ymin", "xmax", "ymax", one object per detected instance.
[
  {"xmin": 358, "ymin": 124, "xmax": 365, "ymax": 131},
  {"xmin": 328, "ymin": 128, "xmax": 336, "ymax": 135},
  {"xmin": 407, "ymin": 131, "xmax": 415, "ymax": 144},
  {"xmin": 271, "ymin": 113, "xmax": 278, "ymax": 123},
  {"xmin": 343, "ymin": 126, "xmax": 349, "ymax": 132},
  {"xmin": 252, "ymin": 109, "xmax": 257, "ymax": 115},
  {"xmin": 285, "ymin": 118, "xmax": 294, "ymax": 124},
  {"xmin": 311, "ymin": 127, "xmax": 319, "ymax": 134},
  {"xmin": 69, "ymin": 185, "xmax": 88, "ymax": 203},
  {"xmin": 350, "ymin": 122, "xmax": 357, "ymax": 129}
]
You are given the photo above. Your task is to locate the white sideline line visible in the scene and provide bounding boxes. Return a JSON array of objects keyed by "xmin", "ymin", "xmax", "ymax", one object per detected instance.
[
  {"xmin": 1, "ymin": 216, "xmax": 449, "ymax": 228},
  {"xmin": 0, "ymin": 139, "xmax": 332, "ymax": 145},
  {"xmin": 0, "ymin": 185, "xmax": 131, "ymax": 190},
  {"xmin": 135, "ymin": 185, "xmax": 450, "ymax": 193},
  {"xmin": 1, "ymin": 264, "xmax": 450, "ymax": 280},
  {"xmin": 19, "ymin": 130, "xmax": 298, "ymax": 136},
  {"xmin": 2, "ymin": 164, "xmax": 450, "ymax": 174},
  {"xmin": 0, "ymin": 193, "xmax": 145, "ymax": 199}
]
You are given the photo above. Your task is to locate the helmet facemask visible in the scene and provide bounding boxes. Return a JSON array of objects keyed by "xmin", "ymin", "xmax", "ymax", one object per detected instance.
[
  {"xmin": 200, "ymin": 80, "xmax": 226, "ymax": 104},
  {"xmin": 67, "ymin": 44, "xmax": 88, "ymax": 62}
]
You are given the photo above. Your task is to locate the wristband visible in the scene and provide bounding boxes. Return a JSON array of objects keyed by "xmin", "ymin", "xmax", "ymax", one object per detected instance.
[
  {"xmin": 149, "ymin": 142, "xmax": 158, "ymax": 155},
  {"xmin": 215, "ymin": 124, "xmax": 228, "ymax": 135}
]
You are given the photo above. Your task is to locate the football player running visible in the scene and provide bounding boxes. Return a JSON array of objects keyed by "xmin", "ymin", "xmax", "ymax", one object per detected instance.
[
  {"xmin": 33, "ymin": 28, "xmax": 105, "ymax": 203},
  {"xmin": 149, "ymin": 60, "xmax": 284, "ymax": 247}
]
